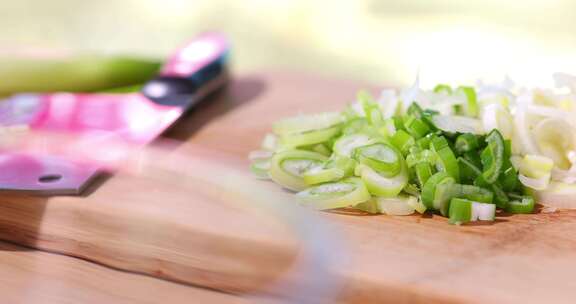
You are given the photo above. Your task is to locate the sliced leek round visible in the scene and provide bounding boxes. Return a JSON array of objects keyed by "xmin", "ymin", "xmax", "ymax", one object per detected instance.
[
  {"xmin": 377, "ymin": 195, "xmax": 416, "ymax": 215},
  {"xmin": 279, "ymin": 125, "xmax": 341, "ymax": 148},
  {"xmin": 302, "ymin": 156, "xmax": 356, "ymax": 185},
  {"xmin": 296, "ymin": 177, "xmax": 371, "ymax": 210},
  {"xmin": 250, "ymin": 158, "xmax": 271, "ymax": 179},
  {"xmin": 449, "ymin": 198, "xmax": 496, "ymax": 225},
  {"xmin": 421, "ymin": 172, "xmax": 456, "ymax": 212},
  {"xmin": 333, "ymin": 133, "xmax": 376, "ymax": 157},
  {"xmin": 354, "ymin": 143, "xmax": 402, "ymax": 176},
  {"xmin": 261, "ymin": 133, "xmax": 279, "ymax": 151},
  {"xmin": 431, "ymin": 115, "xmax": 483, "ymax": 134},
  {"xmin": 357, "ymin": 162, "xmax": 408, "ymax": 198},
  {"xmin": 269, "ymin": 150, "xmax": 327, "ymax": 191},
  {"xmin": 272, "ymin": 112, "xmax": 343, "ymax": 135}
]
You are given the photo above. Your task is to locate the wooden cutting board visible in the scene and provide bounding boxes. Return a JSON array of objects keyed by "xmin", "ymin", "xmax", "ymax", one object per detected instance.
[
  {"xmin": 0, "ymin": 241, "xmax": 248, "ymax": 304},
  {"xmin": 0, "ymin": 71, "xmax": 576, "ymax": 303}
]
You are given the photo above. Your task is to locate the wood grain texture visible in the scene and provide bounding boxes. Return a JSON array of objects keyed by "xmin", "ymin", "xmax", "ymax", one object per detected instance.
[
  {"xmin": 0, "ymin": 241, "xmax": 248, "ymax": 304},
  {"xmin": 0, "ymin": 71, "xmax": 575, "ymax": 303}
]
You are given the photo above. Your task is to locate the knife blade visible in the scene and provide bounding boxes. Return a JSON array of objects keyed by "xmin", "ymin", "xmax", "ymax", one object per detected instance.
[{"xmin": 0, "ymin": 32, "xmax": 229, "ymax": 194}]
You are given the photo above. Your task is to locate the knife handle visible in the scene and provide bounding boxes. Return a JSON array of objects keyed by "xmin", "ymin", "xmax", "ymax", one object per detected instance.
[{"xmin": 141, "ymin": 32, "xmax": 229, "ymax": 108}]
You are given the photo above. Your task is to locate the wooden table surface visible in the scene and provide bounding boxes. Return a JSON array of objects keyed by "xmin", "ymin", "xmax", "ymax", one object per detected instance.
[{"xmin": 1, "ymin": 71, "xmax": 576, "ymax": 303}]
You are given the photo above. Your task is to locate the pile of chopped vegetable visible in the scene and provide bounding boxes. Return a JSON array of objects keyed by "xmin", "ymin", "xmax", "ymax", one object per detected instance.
[{"xmin": 249, "ymin": 73, "xmax": 576, "ymax": 225}]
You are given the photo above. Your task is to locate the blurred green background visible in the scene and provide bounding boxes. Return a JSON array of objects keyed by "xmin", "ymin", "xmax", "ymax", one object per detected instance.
[{"xmin": 2, "ymin": 0, "xmax": 576, "ymax": 88}]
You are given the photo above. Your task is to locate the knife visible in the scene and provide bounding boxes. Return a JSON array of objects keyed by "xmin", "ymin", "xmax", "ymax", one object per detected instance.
[{"xmin": 0, "ymin": 32, "xmax": 229, "ymax": 194}]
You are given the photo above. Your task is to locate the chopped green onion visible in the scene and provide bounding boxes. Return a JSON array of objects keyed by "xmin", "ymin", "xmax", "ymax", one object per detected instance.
[
  {"xmin": 449, "ymin": 198, "xmax": 495, "ymax": 225},
  {"xmin": 355, "ymin": 199, "xmax": 381, "ymax": 214},
  {"xmin": 414, "ymin": 162, "xmax": 433, "ymax": 188},
  {"xmin": 390, "ymin": 130, "xmax": 415, "ymax": 154},
  {"xmin": 406, "ymin": 149, "xmax": 436, "ymax": 167},
  {"xmin": 416, "ymin": 134, "xmax": 433, "ymax": 149},
  {"xmin": 431, "ymin": 136, "xmax": 450, "ymax": 151},
  {"xmin": 296, "ymin": 177, "xmax": 371, "ymax": 210},
  {"xmin": 333, "ymin": 133, "xmax": 376, "ymax": 158},
  {"xmin": 433, "ymin": 180, "xmax": 457, "ymax": 216},
  {"xmin": 455, "ymin": 133, "xmax": 479, "ymax": 154},
  {"xmin": 357, "ymin": 162, "xmax": 409, "ymax": 197},
  {"xmin": 421, "ymin": 172, "xmax": 455, "ymax": 211},
  {"xmin": 457, "ymin": 86, "xmax": 479, "ymax": 117},
  {"xmin": 303, "ymin": 167, "xmax": 344, "ymax": 185},
  {"xmin": 280, "ymin": 125, "xmax": 341, "ymax": 148},
  {"xmin": 377, "ymin": 195, "xmax": 417, "ymax": 215},
  {"xmin": 480, "ymin": 129, "xmax": 505, "ymax": 183},
  {"xmin": 269, "ymin": 150, "xmax": 327, "ymax": 191},
  {"xmin": 458, "ymin": 157, "xmax": 482, "ymax": 183},
  {"xmin": 250, "ymin": 158, "xmax": 271, "ymax": 179},
  {"xmin": 448, "ymin": 198, "xmax": 472, "ymax": 225},
  {"xmin": 303, "ymin": 156, "xmax": 356, "ymax": 185},
  {"xmin": 403, "ymin": 183, "xmax": 420, "ymax": 196},
  {"xmin": 404, "ymin": 116, "xmax": 431, "ymax": 139},
  {"xmin": 490, "ymin": 182, "xmax": 509, "ymax": 209},
  {"xmin": 431, "ymin": 115, "xmax": 483, "ymax": 134},
  {"xmin": 343, "ymin": 118, "xmax": 369, "ymax": 135},
  {"xmin": 378, "ymin": 118, "xmax": 397, "ymax": 137},
  {"xmin": 261, "ymin": 133, "xmax": 279, "ymax": 151},
  {"xmin": 505, "ymin": 194, "xmax": 535, "ymax": 214},
  {"xmin": 407, "ymin": 197, "xmax": 427, "ymax": 213},
  {"xmin": 252, "ymin": 79, "xmax": 547, "ymax": 226},
  {"xmin": 450, "ymin": 184, "xmax": 493, "ymax": 203},
  {"xmin": 434, "ymin": 84, "xmax": 453, "ymax": 94},
  {"xmin": 431, "ymin": 138, "xmax": 460, "ymax": 182},
  {"xmin": 273, "ymin": 112, "xmax": 343, "ymax": 135},
  {"xmin": 407, "ymin": 103, "xmax": 425, "ymax": 117},
  {"xmin": 358, "ymin": 91, "xmax": 384, "ymax": 126},
  {"xmin": 500, "ymin": 166, "xmax": 518, "ymax": 192},
  {"xmin": 354, "ymin": 143, "xmax": 402, "ymax": 177}
]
